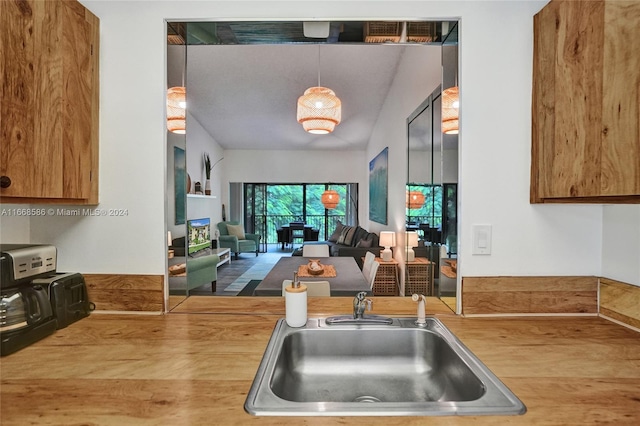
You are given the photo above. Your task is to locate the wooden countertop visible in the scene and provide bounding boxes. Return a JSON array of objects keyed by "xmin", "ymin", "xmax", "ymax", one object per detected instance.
[{"xmin": 1, "ymin": 297, "xmax": 639, "ymax": 425}]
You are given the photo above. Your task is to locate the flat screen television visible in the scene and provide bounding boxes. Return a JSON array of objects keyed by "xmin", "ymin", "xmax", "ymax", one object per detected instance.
[{"xmin": 187, "ymin": 218, "xmax": 211, "ymax": 255}]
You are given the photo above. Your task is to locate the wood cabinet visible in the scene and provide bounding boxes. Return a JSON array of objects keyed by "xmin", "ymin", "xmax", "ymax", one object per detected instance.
[
  {"xmin": 531, "ymin": 0, "xmax": 640, "ymax": 203},
  {"xmin": 1, "ymin": 0, "xmax": 99, "ymax": 204}
]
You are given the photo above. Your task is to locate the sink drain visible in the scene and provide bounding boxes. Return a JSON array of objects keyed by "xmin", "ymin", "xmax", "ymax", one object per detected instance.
[{"xmin": 354, "ymin": 396, "xmax": 382, "ymax": 403}]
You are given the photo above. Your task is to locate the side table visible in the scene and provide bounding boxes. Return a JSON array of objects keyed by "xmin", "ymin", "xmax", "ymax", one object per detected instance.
[
  {"xmin": 372, "ymin": 258, "xmax": 399, "ymax": 296},
  {"xmin": 405, "ymin": 257, "xmax": 434, "ymax": 296}
]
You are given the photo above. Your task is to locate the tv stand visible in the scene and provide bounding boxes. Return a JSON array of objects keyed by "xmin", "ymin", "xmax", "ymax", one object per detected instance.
[{"xmin": 212, "ymin": 248, "xmax": 231, "ymax": 268}]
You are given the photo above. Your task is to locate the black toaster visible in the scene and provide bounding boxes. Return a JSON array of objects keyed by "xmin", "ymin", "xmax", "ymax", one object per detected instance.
[{"xmin": 32, "ymin": 272, "xmax": 92, "ymax": 329}]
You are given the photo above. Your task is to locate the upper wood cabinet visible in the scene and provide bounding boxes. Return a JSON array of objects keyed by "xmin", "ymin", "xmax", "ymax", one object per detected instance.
[
  {"xmin": 0, "ymin": 0, "xmax": 99, "ymax": 204},
  {"xmin": 531, "ymin": 0, "xmax": 640, "ymax": 203}
]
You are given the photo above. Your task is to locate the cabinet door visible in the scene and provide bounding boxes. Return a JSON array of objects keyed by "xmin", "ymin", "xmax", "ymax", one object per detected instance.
[
  {"xmin": 532, "ymin": 0, "xmax": 605, "ymax": 200},
  {"xmin": 531, "ymin": 0, "xmax": 640, "ymax": 203},
  {"xmin": 0, "ymin": 0, "xmax": 98, "ymax": 203},
  {"xmin": 600, "ymin": 0, "xmax": 640, "ymax": 196}
]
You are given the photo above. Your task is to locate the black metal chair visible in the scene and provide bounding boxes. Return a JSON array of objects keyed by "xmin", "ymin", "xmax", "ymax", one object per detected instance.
[{"xmin": 289, "ymin": 222, "xmax": 306, "ymax": 250}]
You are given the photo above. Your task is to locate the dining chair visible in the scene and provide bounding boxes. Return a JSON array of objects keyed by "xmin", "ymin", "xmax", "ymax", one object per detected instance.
[
  {"xmin": 302, "ymin": 244, "xmax": 330, "ymax": 257},
  {"xmin": 366, "ymin": 261, "xmax": 380, "ymax": 289},
  {"xmin": 362, "ymin": 251, "xmax": 376, "ymax": 279},
  {"xmin": 289, "ymin": 222, "xmax": 306, "ymax": 250},
  {"xmin": 282, "ymin": 280, "xmax": 331, "ymax": 296}
]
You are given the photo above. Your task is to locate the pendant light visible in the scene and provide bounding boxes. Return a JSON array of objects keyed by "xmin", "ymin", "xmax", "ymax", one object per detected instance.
[
  {"xmin": 167, "ymin": 86, "xmax": 186, "ymax": 134},
  {"xmin": 167, "ymin": 40, "xmax": 187, "ymax": 134},
  {"xmin": 406, "ymin": 190, "xmax": 425, "ymax": 209},
  {"xmin": 321, "ymin": 187, "xmax": 340, "ymax": 209},
  {"xmin": 442, "ymin": 86, "xmax": 459, "ymax": 135},
  {"xmin": 297, "ymin": 46, "xmax": 341, "ymax": 134}
]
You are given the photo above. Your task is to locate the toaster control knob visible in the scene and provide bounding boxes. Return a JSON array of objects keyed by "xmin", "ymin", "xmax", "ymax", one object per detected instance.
[{"xmin": 0, "ymin": 176, "xmax": 10, "ymax": 188}]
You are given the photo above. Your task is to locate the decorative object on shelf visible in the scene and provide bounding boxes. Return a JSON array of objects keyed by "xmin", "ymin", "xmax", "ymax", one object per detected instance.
[
  {"xmin": 379, "ymin": 231, "xmax": 396, "ymax": 262},
  {"xmin": 167, "ymin": 86, "xmax": 186, "ymax": 134},
  {"xmin": 187, "ymin": 173, "xmax": 191, "ymax": 194},
  {"xmin": 194, "ymin": 181, "xmax": 202, "ymax": 194},
  {"xmin": 406, "ymin": 231, "xmax": 419, "ymax": 261},
  {"xmin": 406, "ymin": 190, "xmax": 425, "ymax": 209},
  {"xmin": 442, "ymin": 86, "xmax": 459, "ymax": 134},
  {"xmin": 321, "ymin": 188, "xmax": 340, "ymax": 209},
  {"xmin": 203, "ymin": 153, "xmax": 223, "ymax": 196},
  {"xmin": 306, "ymin": 259, "xmax": 325, "ymax": 276},
  {"xmin": 297, "ymin": 46, "xmax": 341, "ymax": 134}
]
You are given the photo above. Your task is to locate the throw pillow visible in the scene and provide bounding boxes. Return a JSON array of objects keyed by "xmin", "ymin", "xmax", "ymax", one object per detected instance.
[
  {"xmin": 337, "ymin": 225, "xmax": 356, "ymax": 245},
  {"xmin": 226, "ymin": 223, "xmax": 246, "ymax": 240},
  {"xmin": 356, "ymin": 237, "xmax": 373, "ymax": 248},
  {"xmin": 328, "ymin": 221, "xmax": 344, "ymax": 242}
]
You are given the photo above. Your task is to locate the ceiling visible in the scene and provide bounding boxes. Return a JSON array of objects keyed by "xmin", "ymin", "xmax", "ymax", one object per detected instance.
[{"xmin": 167, "ymin": 21, "xmax": 453, "ymax": 151}]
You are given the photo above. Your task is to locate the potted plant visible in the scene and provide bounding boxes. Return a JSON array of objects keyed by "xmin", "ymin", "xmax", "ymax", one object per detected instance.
[{"xmin": 204, "ymin": 153, "xmax": 212, "ymax": 195}]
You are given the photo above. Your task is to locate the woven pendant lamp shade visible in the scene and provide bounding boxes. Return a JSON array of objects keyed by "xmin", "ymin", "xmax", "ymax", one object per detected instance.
[
  {"xmin": 167, "ymin": 86, "xmax": 186, "ymax": 134},
  {"xmin": 321, "ymin": 189, "xmax": 340, "ymax": 209},
  {"xmin": 442, "ymin": 86, "xmax": 459, "ymax": 135},
  {"xmin": 297, "ymin": 87, "xmax": 342, "ymax": 134},
  {"xmin": 406, "ymin": 191, "xmax": 425, "ymax": 209}
]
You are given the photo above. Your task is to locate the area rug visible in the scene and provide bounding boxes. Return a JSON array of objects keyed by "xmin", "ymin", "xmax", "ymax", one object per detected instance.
[
  {"xmin": 237, "ymin": 280, "xmax": 262, "ymax": 296},
  {"xmin": 223, "ymin": 262, "xmax": 275, "ymax": 292}
]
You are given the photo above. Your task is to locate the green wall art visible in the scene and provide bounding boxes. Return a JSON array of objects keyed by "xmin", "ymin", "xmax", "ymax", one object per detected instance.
[{"xmin": 369, "ymin": 147, "xmax": 388, "ymax": 225}]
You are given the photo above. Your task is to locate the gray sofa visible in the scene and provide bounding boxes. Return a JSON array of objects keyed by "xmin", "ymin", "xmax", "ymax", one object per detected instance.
[{"xmin": 310, "ymin": 222, "xmax": 381, "ymax": 269}]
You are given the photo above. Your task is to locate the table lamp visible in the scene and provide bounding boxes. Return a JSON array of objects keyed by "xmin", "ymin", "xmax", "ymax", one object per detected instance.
[
  {"xmin": 406, "ymin": 231, "xmax": 419, "ymax": 262},
  {"xmin": 379, "ymin": 231, "xmax": 396, "ymax": 262}
]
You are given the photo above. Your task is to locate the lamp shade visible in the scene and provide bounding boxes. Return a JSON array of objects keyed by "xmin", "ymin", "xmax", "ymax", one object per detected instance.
[
  {"xmin": 297, "ymin": 86, "xmax": 342, "ymax": 134},
  {"xmin": 442, "ymin": 86, "xmax": 459, "ymax": 135},
  {"xmin": 406, "ymin": 231, "xmax": 419, "ymax": 247},
  {"xmin": 321, "ymin": 189, "xmax": 340, "ymax": 209},
  {"xmin": 406, "ymin": 190, "xmax": 425, "ymax": 209},
  {"xmin": 167, "ymin": 86, "xmax": 186, "ymax": 134},
  {"xmin": 379, "ymin": 231, "xmax": 396, "ymax": 248}
]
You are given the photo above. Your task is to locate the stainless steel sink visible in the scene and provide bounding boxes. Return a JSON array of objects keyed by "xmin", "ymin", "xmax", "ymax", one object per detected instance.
[{"xmin": 245, "ymin": 317, "xmax": 526, "ymax": 416}]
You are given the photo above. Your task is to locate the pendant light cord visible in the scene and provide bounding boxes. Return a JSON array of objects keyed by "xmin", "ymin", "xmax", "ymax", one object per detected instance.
[{"xmin": 317, "ymin": 44, "xmax": 321, "ymax": 87}]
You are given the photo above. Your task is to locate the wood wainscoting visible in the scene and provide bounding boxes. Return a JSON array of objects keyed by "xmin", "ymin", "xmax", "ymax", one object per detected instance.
[
  {"xmin": 462, "ymin": 276, "xmax": 599, "ymax": 316},
  {"xmin": 600, "ymin": 278, "xmax": 640, "ymax": 329},
  {"xmin": 83, "ymin": 274, "xmax": 164, "ymax": 313}
]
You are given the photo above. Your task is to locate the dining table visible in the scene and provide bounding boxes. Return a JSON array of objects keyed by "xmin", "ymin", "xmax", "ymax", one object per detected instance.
[{"xmin": 253, "ymin": 256, "xmax": 372, "ymax": 296}]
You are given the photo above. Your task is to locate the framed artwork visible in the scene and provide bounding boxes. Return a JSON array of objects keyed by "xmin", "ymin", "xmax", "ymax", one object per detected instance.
[
  {"xmin": 174, "ymin": 146, "xmax": 186, "ymax": 225},
  {"xmin": 369, "ymin": 147, "xmax": 388, "ymax": 225}
]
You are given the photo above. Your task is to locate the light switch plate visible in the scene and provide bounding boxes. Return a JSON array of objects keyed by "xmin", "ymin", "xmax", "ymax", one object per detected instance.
[{"xmin": 472, "ymin": 224, "xmax": 492, "ymax": 255}]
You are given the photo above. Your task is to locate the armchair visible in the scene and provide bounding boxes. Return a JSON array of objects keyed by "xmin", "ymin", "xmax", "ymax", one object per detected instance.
[{"xmin": 216, "ymin": 221, "xmax": 261, "ymax": 259}]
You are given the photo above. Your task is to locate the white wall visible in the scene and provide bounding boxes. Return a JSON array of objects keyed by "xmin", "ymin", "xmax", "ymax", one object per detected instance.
[
  {"xmin": 366, "ymin": 45, "xmax": 442, "ymax": 259},
  {"xmin": 602, "ymin": 205, "xmax": 640, "ymax": 286},
  {"xmin": 5, "ymin": 0, "xmax": 628, "ymax": 285}
]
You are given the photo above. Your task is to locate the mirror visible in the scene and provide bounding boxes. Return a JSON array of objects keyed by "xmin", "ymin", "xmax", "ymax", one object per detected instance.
[
  {"xmin": 406, "ymin": 22, "xmax": 458, "ymax": 312},
  {"xmin": 166, "ymin": 36, "xmax": 189, "ymax": 307}
]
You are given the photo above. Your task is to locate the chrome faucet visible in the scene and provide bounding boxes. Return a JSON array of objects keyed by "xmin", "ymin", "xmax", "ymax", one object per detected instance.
[
  {"xmin": 353, "ymin": 291, "xmax": 372, "ymax": 319},
  {"xmin": 325, "ymin": 292, "xmax": 392, "ymax": 325}
]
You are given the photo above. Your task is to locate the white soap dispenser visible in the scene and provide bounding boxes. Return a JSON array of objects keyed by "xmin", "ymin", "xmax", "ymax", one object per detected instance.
[{"xmin": 285, "ymin": 272, "xmax": 307, "ymax": 327}]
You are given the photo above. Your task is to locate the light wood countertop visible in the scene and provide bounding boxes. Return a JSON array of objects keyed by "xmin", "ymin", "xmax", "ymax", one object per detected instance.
[{"xmin": 1, "ymin": 297, "xmax": 639, "ymax": 425}]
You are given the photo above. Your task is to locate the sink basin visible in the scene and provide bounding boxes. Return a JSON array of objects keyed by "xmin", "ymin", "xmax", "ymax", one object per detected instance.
[{"xmin": 245, "ymin": 317, "xmax": 526, "ymax": 416}]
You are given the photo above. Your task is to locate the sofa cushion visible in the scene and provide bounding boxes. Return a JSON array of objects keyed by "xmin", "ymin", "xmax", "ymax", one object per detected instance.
[
  {"xmin": 356, "ymin": 237, "xmax": 373, "ymax": 248},
  {"xmin": 328, "ymin": 221, "xmax": 344, "ymax": 242},
  {"xmin": 226, "ymin": 223, "xmax": 246, "ymax": 240},
  {"xmin": 337, "ymin": 225, "xmax": 357, "ymax": 245}
]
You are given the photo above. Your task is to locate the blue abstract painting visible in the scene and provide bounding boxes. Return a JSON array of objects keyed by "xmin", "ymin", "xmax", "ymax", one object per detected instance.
[{"xmin": 369, "ymin": 147, "xmax": 388, "ymax": 225}]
